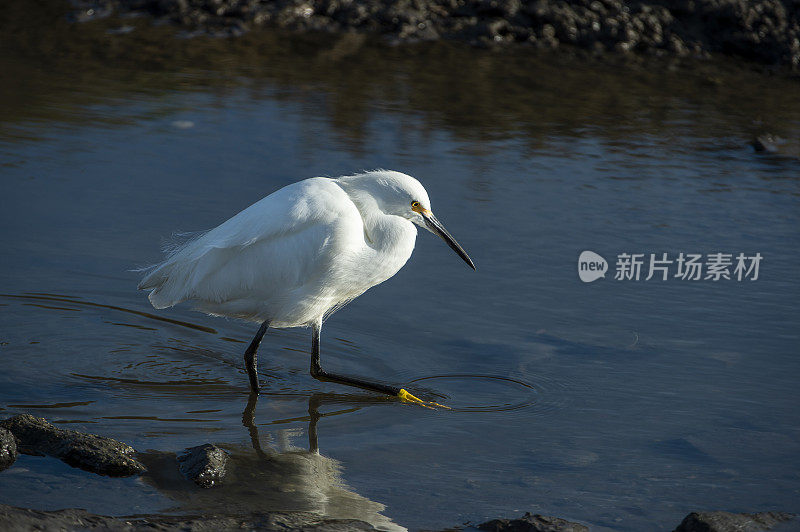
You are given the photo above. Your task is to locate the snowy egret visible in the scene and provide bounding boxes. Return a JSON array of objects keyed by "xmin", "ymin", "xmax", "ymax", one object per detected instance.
[{"xmin": 138, "ymin": 170, "xmax": 474, "ymax": 405}]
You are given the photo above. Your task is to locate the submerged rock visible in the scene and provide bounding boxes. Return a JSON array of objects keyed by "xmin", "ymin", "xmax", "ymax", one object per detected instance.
[
  {"xmin": 0, "ymin": 428, "xmax": 17, "ymax": 471},
  {"xmin": 674, "ymin": 511, "xmax": 797, "ymax": 532},
  {"xmin": 477, "ymin": 512, "xmax": 589, "ymax": 532},
  {"xmin": 178, "ymin": 443, "xmax": 229, "ymax": 488},
  {"xmin": 752, "ymin": 135, "xmax": 782, "ymax": 153},
  {"xmin": 0, "ymin": 414, "xmax": 145, "ymax": 477},
  {"xmin": 0, "ymin": 503, "xmax": 377, "ymax": 531}
]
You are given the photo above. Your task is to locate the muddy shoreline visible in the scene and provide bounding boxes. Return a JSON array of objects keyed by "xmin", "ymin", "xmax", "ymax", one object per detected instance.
[{"xmin": 71, "ymin": 0, "xmax": 799, "ymax": 70}]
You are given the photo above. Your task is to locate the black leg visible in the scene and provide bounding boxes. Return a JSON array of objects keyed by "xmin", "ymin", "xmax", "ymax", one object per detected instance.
[
  {"xmin": 244, "ymin": 320, "xmax": 269, "ymax": 394},
  {"xmin": 310, "ymin": 321, "xmax": 401, "ymax": 396},
  {"xmin": 309, "ymin": 322, "xmax": 445, "ymax": 409},
  {"xmin": 308, "ymin": 394, "xmax": 322, "ymax": 453}
]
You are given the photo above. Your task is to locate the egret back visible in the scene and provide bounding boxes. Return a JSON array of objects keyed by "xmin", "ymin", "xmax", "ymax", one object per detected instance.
[
  {"xmin": 139, "ymin": 172, "xmax": 422, "ymax": 327},
  {"xmin": 138, "ymin": 178, "xmax": 363, "ymax": 324}
]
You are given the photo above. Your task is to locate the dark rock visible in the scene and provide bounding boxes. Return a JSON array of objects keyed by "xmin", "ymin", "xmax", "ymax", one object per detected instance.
[
  {"xmin": 0, "ymin": 414, "xmax": 145, "ymax": 477},
  {"xmin": 178, "ymin": 443, "xmax": 229, "ymax": 488},
  {"xmin": 478, "ymin": 512, "xmax": 589, "ymax": 532},
  {"xmin": 0, "ymin": 503, "xmax": 377, "ymax": 531},
  {"xmin": 0, "ymin": 428, "xmax": 17, "ymax": 471},
  {"xmin": 674, "ymin": 511, "xmax": 797, "ymax": 532},
  {"xmin": 752, "ymin": 134, "xmax": 781, "ymax": 153}
]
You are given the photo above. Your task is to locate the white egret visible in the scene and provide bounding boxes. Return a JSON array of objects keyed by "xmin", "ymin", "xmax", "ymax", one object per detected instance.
[{"xmin": 138, "ymin": 170, "xmax": 475, "ymax": 404}]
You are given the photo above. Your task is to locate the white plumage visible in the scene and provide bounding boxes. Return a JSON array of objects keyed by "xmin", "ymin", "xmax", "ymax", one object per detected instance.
[{"xmin": 138, "ymin": 170, "xmax": 474, "ymax": 398}]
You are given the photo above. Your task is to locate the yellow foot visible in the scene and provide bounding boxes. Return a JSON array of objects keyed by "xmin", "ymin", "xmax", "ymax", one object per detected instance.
[{"xmin": 397, "ymin": 388, "xmax": 451, "ymax": 410}]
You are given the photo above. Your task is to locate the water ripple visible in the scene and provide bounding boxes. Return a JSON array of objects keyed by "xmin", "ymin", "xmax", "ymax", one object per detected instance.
[{"xmin": 407, "ymin": 373, "xmax": 568, "ymax": 415}]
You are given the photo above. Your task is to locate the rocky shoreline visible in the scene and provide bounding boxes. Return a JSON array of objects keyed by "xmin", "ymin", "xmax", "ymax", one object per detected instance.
[
  {"xmin": 0, "ymin": 414, "xmax": 797, "ymax": 531},
  {"xmin": 71, "ymin": 0, "xmax": 800, "ymax": 69},
  {"xmin": 0, "ymin": 504, "xmax": 796, "ymax": 531}
]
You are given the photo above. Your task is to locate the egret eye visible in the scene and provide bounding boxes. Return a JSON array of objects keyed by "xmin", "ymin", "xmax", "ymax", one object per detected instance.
[{"xmin": 411, "ymin": 201, "xmax": 420, "ymax": 208}]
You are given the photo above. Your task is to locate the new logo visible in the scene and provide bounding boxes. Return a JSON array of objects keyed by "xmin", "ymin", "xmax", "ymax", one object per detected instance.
[{"xmin": 578, "ymin": 251, "xmax": 608, "ymax": 283}]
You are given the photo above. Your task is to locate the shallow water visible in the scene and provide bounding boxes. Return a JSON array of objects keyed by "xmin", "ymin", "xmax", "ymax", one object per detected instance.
[{"xmin": 1, "ymin": 6, "xmax": 800, "ymax": 531}]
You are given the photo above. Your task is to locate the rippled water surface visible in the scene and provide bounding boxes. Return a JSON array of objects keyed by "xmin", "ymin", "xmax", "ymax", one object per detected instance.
[{"xmin": 1, "ymin": 5, "xmax": 800, "ymax": 531}]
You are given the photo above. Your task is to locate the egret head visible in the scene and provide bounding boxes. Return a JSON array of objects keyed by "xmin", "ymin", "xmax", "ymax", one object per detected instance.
[{"xmin": 359, "ymin": 171, "xmax": 476, "ymax": 270}]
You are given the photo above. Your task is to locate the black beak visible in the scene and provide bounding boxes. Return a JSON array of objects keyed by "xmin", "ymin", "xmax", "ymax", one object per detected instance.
[{"xmin": 422, "ymin": 211, "xmax": 476, "ymax": 270}]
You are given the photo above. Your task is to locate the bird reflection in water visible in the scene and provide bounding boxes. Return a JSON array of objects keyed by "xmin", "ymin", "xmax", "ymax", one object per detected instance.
[{"xmin": 140, "ymin": 393, "xmax": 406, "ymax": 532}]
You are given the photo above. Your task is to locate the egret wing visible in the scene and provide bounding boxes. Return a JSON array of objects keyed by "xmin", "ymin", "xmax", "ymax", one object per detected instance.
[{"xmin": 139, "ymin": 178, "xmax": 360, "ymax": 313}]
